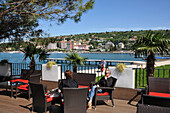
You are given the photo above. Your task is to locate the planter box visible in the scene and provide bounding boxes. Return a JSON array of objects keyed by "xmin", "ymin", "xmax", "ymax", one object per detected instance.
[
  {"xmin": 108, "ymin": 67, "xmax": 135, "ymax": 89},
  {"xmin": 42, "ymin": 64, "xmax": 61, "ymax": 82},
  {"xmin": 0, "ymin": 63, "xmax": 11, "ymax": 82}
]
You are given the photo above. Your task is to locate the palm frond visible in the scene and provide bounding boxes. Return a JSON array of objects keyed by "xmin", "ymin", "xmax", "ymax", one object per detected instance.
[
  {"xmin": 64, "ymin": 52, "xmax": 88, "ymax": 66},
  {"xmin": 133, "ymin": 31, "xmax": 170, "ymax": 57}
]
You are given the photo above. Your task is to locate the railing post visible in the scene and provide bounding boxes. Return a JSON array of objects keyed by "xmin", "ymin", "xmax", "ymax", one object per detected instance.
[
  {"xmin": 60, "ymin": 65, "xmax": 62, "ymax": 80},
  {"xmin": 135, "ymin": 68, "xmax": 138, "ymax": 88}
]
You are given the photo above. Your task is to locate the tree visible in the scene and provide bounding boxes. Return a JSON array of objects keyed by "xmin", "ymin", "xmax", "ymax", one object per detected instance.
[
  {"xmin": 0, "ymin": 0, "xmax": 95, "ymax": 40},
  {"xmin": 21, "ymin": 43, "xmax": 50, "ymax": 70},
  {"xmin": 132, "ymin": 31, "xmax": 169, "ymax": 84},
  {"xmin": 65, "ymin": 52, "xmax": 87, "ymax": 73}
]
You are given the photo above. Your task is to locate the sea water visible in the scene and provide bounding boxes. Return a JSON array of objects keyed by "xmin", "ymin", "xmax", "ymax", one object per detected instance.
[{"xmin": 0, "ymin": 52, "xmax": 142, "ymax": 64}]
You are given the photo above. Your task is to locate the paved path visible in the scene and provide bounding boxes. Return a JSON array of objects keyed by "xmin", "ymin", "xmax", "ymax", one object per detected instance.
[
  {"xmin": 127, "ymin": 59, "xmax": 170, "ymax": 68},
  {"xmin": 155, "ymin": 59, "xmax": 170, "ymax": 67}
]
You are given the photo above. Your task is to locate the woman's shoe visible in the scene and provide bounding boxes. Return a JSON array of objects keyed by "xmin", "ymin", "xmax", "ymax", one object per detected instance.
[{"xmin": 88, "ymin": 102, "xmax": 92, "ymax": 109}]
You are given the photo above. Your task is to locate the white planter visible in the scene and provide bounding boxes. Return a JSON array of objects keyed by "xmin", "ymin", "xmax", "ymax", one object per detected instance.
[
  {"xmin": 0, "ymin": 63, "xmax": 11, "ymax": 77},
  {"xmin": 42, "ymin": 64, "xmax": 61, "ymax": 82},
  {"xmin": 108, "ymin": 67, "xmax": 135, "ymax": 89}
]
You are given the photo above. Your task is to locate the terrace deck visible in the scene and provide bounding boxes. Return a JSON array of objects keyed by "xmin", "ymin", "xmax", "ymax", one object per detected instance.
[{"xmin": 0, "ymin": 80, "xmax": 138, "ymax": 113}]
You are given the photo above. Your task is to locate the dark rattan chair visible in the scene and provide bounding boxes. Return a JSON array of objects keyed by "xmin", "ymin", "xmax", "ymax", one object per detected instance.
[
  {"xmin": 93, "ymin": 77, "xmax": 117, "ymax": 109},
  {"xmin": 13, "ymin": 70, "xmax": 41, "ymax": 100},
  {"xmin": 73, "ymin": 73, "xmax": 96, "ymax": 89},
  {"xmin": 140, "ymin": 77, "xmax": 170, "ymax": 106},
  {"xmin": 147, "ymin": 77, "xmax": 170, "ymax": 94},
  {"xmin": 137, "ymin": 104, "xmax": 170, "ymax": 113},
  {"xmin": 138, "ymin": 77, "xmax": 170, "ymax": 113},
  {"xmin": 30, "ymin": 82, "xmax": 54, "ymax": 113},
  {"xmin": 62, "ymin": 88, "xmax": 89, "ymax": 113}
]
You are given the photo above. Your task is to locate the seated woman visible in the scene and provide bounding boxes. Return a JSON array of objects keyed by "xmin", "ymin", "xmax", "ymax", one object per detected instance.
[
  {"xmin": 88, "ymin": 69, "xmax": 114, "ymax": 109},
  {"xmin": 58, "ymin": 70, "xmax": 78, "ymax": 93}
]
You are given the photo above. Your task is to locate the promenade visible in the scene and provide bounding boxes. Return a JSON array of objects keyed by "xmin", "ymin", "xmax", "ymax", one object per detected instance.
[{"xmin": 127, "ymin": 59, "xmax": 170, "ymax": 68}]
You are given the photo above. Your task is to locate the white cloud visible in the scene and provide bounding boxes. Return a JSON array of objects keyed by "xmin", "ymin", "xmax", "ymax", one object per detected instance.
[{"xmin": 104, "ymin": 27, "xmax": 170, "ymax": 31}]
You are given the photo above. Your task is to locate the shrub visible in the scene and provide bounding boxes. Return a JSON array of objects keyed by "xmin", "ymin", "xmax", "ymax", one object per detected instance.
[
  {"xmin": 46, "ymin": 61, "xmax": 56, "ymax": 69},
  {"xmin": 116, "ymin": 63, "xmax": 126, "ymax": 72}
]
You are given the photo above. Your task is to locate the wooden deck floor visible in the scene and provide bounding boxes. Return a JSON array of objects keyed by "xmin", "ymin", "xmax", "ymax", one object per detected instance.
[
  {"xmin": 0, "ymin": 89, "xmax": 137, "ymax": 113},
  {"xmin": 0, "ymin": 80, "xmax": 138, "ymax": 113}
]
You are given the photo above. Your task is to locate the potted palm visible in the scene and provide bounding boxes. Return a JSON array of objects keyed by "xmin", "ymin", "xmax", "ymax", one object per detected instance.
[
  {"xmin": 65, "ymin": 52, "xmax": 88, "ymax": 73},
  {"xmin": 132, "ymin": 31, "xmax": 169, "ymax": 84},
  {"xmin": 21, "ymin": 43, "xmax": 50, "ymax": 70}
]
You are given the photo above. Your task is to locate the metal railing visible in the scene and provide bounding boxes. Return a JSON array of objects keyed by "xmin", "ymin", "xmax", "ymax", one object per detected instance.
[
  {"xmin": 10, "ymin": 63, "xmax": 170, "ymax": 88},
  {"xmin": 134, "ymin": 68, "xmax": 170, "ymax": 88},
  {"xmin": 11, "ymin": 63, "xmax": 42, "ymax": 76}
]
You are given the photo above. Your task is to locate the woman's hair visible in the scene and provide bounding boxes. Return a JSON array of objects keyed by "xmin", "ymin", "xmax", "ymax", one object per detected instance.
[
  {"xmin": 65, "ymin": 70, "xmax": 73, "ymax": 79},
  {"xmin": 105, "ymin": 69, "xmax": 111, "ymax": 74}
]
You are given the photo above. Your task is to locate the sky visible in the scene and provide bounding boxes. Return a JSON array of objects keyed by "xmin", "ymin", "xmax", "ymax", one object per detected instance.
[{"xmin": 37, "ymin": 0, "xmax": 170, "ymax": 37}]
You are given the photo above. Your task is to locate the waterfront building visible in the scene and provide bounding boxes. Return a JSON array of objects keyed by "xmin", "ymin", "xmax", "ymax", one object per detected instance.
[
  {"xmin": 6, "ymin": 47, "xmax": 12, "ymax": 51},
  {"xmin": 47, "ymin": 43, "xmax": 57, "ymax": 50},
  {"xmin": 118, "ymin": 42, "xmax": 125, "ymax": 49},
  {"xmin": 36, "ymin": 45, "xmax": 44, "ymax": 49},
  {"xmin": 105, "ymin": 41, "xmax": 114, "ymax": 49},
  {"xmin": 73, "ymin": 44, "xmax": 89, "ymax": 50},
  {"xmin": 59, "ymin": 40, "xmax": 67, "ymax": 49},
  {"xmin": 67, "ymin": 41, "xmax": 73, "ymax": 51}
]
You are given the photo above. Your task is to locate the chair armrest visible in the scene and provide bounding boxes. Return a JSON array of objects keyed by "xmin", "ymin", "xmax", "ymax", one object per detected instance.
[
  {"xmin": 30, "ymin": 73, "xmax": 41, "ymax": 77},
  {"xmin": 145, "ymin": 85, "xmax": 149, "ymax": 94},
  {"xmin": 97, "ymin": 87, "xmax": 115, "ymax": 90}
]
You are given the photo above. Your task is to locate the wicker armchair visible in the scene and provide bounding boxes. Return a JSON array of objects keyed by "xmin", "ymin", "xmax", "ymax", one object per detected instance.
[
  {"xmin": 73, "ymin": 73, "xmax": 96, "ymax": 89},
  {"xmin": 141, "ymin": 77, "xmax": 170, "ymax": 107},
  {"xmin": 29, "ymin": 82, "xmax": 54, "ymax": 113},
  {"xmin": 93, "ymin": 77, "xmax": 117, "ymax": 109},
  {"xmin": 11, "ymin": 70, "xmax": 41, "ymax": 100},
  {"xmin": 137, "ymin": 77, "xmax": 170, "ymax": 113},
  {"xmin": 146, "ymin": 77, "xmax": 170, "ymax": 94},
  {"xmin": 62, "ymin": 88, "xmax": 89, "ymax": 113},
  {"xmin": 137, "ymin": 104, "xmax": 170, "ymax": 113}
]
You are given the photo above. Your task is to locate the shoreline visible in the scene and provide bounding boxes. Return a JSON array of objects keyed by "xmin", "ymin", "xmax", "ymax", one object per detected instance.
[{"xmin": 1, "ymin": 50, "xmax": 134, "ymax": 54}]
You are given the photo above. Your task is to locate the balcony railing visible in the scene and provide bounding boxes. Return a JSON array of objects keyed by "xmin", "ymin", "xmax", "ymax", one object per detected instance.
[
  {"xmin": 10, "ymin": 63, "xmax": 170, "ymax": 88},
  {"xmin": 134, "ymin": 68, "xmax": 170, "ymax": 88},
  {"xmin": 11, "ymin": 63, "xmax": 42, "ymax": 76}
]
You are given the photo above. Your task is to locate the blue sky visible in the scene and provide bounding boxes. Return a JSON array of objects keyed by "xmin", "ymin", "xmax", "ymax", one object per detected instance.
[{"xmin": 38, "ymin": 0, "xmax": 170, "ymax": 37}]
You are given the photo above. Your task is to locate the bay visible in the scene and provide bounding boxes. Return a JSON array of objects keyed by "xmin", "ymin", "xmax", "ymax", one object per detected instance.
[{"xmin": 0, "ymin": 52, "xmax": 142, "ymax": 64}]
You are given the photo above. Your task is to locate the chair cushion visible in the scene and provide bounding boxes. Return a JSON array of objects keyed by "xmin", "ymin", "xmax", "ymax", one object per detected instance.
[
  {"xmin": 47, "ymin": 96, "xmax": 53, "ymax": 103},
  {"xmin": 10, "ymin": 79, "xmax": 29, "ymax": 83},
  {"xmin": 97, "ymin": 92, "xmax": 109, "ymax": 96},
  {"xmin": 46, "ymin": 96, "xmax": 59, "ymax": 103},
  {"xmin": 78, "ymin": 85, "xmax": 90, "ymax": 90},
  {"xmin": 149, "ymin": 92, "xmax": 170, "ymax": 98},
  {"xmin": 17, "ymin": 84, "xmax": 28, "ymax": 90},
  {"xmin": 46, "ymin": 93, "xmax": 60, "ymax": 103}
]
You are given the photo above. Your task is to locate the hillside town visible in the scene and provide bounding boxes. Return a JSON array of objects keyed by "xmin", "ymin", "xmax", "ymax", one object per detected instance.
[{"xmin": 3, "ymin": 35, "xmax": 136, "ymax": 53}]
